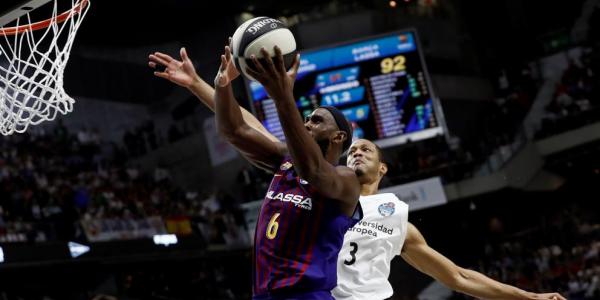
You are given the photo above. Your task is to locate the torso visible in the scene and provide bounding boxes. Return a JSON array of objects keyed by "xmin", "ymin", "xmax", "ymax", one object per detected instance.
[
  {"xmin": 253, "ymin": 156, "xmax": 360, "ymax": 299},
  {"xmin": 333, "ymin": 193, "xmax": 409, "ymax": 300}
]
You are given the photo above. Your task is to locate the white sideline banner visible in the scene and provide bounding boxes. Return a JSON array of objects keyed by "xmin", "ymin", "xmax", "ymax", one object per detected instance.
[{"xmin": 380, "ymin": 177, "xmax": 447, "ymax": 211}]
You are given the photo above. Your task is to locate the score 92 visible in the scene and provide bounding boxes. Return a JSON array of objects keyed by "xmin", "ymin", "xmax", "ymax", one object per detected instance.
[{"xmin": 380, "ymin": 55, "xmax": 406, "ymax": 74}]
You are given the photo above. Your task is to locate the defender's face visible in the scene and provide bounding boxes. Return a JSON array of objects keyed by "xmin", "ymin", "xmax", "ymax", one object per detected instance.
[{"xmin": 347, "ymin": 139, "xmax": 381, "ymax": 177}]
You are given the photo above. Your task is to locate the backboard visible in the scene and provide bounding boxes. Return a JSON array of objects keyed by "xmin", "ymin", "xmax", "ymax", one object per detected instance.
[{"xmin": 0, "ymin": 0, "xmax": 50, "ymax": 27}]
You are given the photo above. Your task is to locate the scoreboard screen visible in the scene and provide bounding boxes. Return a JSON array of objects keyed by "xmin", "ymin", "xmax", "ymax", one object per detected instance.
[{"xmin": 246, "ymin": 30, "xmax": 446, "ymax": 148}]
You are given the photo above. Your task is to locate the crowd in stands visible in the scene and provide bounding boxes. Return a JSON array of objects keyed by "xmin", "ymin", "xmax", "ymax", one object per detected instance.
[
  {"xmin": 464, "ymin": 239, "xmax": 600, "ymax": 300},
  {"xmin": 536, "ymin": 48, "xmax": 600, "ymax": 139},
  {"xmin": 450, "ymin": 201, "xmax": 599, "ymax": 300},
  {"xmin": 0, "ymin": 125, "xmax": 247, "ymax": 248}
]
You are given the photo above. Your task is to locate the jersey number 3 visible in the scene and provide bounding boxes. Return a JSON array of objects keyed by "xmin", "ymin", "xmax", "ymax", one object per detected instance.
[
  {"xmin": 344, "ymin": 242, "xmax": 358, "ymax": 265},
  {"xmin": 266, "ymin": 213, "xmax": 280, "ymax": 240}
]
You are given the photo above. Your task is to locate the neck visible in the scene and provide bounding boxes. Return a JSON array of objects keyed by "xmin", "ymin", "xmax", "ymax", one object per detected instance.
[
  {"xmin": 324, "ymin": 147, "xmax": 340, "ymax": 165},
  {"xmin": 360, "ymin": 179, "xmax": 380, "ymax": 196}
]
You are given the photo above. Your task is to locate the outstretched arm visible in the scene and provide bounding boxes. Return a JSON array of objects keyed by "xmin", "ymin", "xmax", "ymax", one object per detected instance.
[
  {"xmin": 400, "ymin": 223, "xmax": 565, "ymax": 300},
  {"xmin": 211, "ymin": 46, "xmax": 287, "ymax": 171},
  {"xmin": 245, "ymin": 47, "xmax": 360, "ymax": 215},
  {"xmin": 148, "ymin": 47, "xmax": 280, "ymax": 144}
]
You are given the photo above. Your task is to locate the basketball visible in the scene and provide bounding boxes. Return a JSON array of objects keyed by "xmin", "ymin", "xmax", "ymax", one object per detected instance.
[{"xmin": 230, "ymin": 16, "xmax": 297, "ymax": 81}]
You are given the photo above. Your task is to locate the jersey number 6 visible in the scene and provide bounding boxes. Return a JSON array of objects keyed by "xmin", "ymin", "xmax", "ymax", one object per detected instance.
[{"xmin": 266, "ymin": 212, "xmax": 281, "ymax": 240}]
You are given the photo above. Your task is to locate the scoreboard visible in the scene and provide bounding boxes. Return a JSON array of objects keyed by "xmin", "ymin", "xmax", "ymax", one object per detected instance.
[{"xmin": 246, "ymin": 30, "xmax": 446, "ymax": 148}]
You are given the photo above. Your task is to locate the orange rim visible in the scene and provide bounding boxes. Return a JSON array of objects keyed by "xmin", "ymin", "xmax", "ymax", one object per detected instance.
[{"xmin": 0, "ymin": 0, "xmax": 89, "ymax": 36}]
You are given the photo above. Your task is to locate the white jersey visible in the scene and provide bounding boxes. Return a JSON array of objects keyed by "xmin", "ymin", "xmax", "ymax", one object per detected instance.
[{"xmin": 333, "ymin": 193, "xmax": 409, "ymax": 300}]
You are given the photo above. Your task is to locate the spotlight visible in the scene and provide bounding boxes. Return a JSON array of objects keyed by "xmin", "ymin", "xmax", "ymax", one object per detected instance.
[
  {"xmin": 389, "ymin": 0, "xmax": 397, "ymax": 8},
  {"xmin": 68, "ymin": 242, "xmax": 90, "ymax": 258},
  {"xmin": 153, "ymin": 234, "xmax": 178, "ymax": 247}
]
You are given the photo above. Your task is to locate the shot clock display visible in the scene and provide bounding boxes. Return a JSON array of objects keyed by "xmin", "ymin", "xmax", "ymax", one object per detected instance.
[{"xmin": 246, "ymin": 30, "xmax": 446, "ymax": 148}]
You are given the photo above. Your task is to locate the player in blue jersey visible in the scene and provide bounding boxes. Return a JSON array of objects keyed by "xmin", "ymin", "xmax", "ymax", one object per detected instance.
[{"xmin": 214, "ymin": 44, "xmax": 361, "ymax": 299}]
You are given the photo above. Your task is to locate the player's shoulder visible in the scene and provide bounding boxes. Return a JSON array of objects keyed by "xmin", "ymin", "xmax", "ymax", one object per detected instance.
[
  {"xmin": 334, "ymin": 165, "xmax": 357, "ymax": 177},
  {"xmin": 334, "ymin": 165, "xmax": 361, "ymax": 190}
]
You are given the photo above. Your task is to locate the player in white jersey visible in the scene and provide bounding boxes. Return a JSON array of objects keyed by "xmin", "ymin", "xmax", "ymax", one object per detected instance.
[
  {"xmin": 335, "ymin": 192, "xmax": 407, "ymax": 299},
  {"xmin": 148, "ymin": 49, "xmax": 565, "ymax": 300},
  {"xmin": 335, "ymin": 139, "xmax": 565, "ymax": 300}
]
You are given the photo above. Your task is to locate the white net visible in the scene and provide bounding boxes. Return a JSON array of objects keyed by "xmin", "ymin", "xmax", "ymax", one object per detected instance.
[{"xmin": 0, "ymin": 0, "xmax": 90, "ymax": 135}]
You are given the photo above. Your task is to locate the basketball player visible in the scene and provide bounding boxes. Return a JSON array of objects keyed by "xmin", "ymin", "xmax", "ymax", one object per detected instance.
[
  {"xmin": 221, "ymin": 43, "xmax": 361, "ymax": 299},
  {"xmin": 334, "ymin": 138, "xmax": 566, "ymax": 300},
  {"xmin": 148, "ymin": 48, "xmax": 563, "ymax": 299}
]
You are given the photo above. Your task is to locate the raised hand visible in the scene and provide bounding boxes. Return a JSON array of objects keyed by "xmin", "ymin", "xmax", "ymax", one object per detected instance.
[
  {"xmin": 148, "ymin": 47, "xmax": 199, "ymax": 88},
  {"xmin": 245, "ymin": 46, "xmax": 300, "ymax": 101},
  {"xmin": 214, "ymin": 43, "xmax": 240, "ymax": 88}
]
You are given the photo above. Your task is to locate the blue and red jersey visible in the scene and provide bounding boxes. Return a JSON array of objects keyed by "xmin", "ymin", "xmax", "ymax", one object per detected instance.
[{"xmin": 253, "ymin": 156, "xmax": 360, "ymax": 299}]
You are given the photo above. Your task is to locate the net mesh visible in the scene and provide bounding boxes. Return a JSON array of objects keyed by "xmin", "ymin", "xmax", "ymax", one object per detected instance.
[{"xmin": 0, "ymin": 0, "xmax": 90, "ymax": 135}]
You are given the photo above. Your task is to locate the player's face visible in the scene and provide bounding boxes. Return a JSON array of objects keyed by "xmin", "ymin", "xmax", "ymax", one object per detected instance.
[
  {"xmin": 347, "ymin": 139, "xmax": 384, "ymax": 179},
  {"xmin": 304, "ymin": 108, "xmax": 339, "ymax": 144}
]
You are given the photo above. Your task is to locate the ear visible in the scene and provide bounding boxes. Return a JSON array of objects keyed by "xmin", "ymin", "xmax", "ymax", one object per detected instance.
[
  {"xmin": 379, "ymin": 162, "xmax": 388, "ymax": 177},
  {"xmin": 333, "ymin": 130, "xmax": 347, "ymax": 146}
]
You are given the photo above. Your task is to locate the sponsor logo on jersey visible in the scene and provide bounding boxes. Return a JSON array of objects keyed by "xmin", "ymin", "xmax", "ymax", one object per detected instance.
[
  {"xmin": 247, "ymin": 18, "xmax": 280, "ymax": 35},
  {"xmin": 378, "ymin": 202, "xmax": 395, "ymax": 217},
  {"xmin": 266, "ymin": 190, "xmax": 312, "ymax": 210},
  {"xmin": 280, "ymin": 161, "xmax": 293, "ymax": 170},
  {"xmin": 348, "ymin": 220, "xmax": 394, "ymax": 237}
]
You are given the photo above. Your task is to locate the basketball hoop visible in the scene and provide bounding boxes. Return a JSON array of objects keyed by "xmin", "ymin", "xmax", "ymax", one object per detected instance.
[{"xmin": 0, "ymin": 0, "xmax": 90, "ymax": 135}]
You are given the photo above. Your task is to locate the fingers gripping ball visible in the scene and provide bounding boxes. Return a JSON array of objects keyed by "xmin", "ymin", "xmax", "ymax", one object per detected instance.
[{"xmin": 230, "ymin": 17, "xmax": 297, "ymax": 81}]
